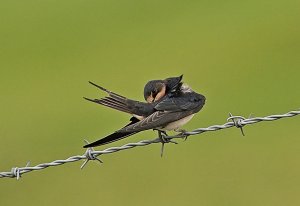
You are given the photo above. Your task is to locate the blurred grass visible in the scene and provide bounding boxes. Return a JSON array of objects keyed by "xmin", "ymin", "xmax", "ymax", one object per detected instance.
[{"xmin": 0, "ymin": 0, "xmax": 300, "ymax": 206}]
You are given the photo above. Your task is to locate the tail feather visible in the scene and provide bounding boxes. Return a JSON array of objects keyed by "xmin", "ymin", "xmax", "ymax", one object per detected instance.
[
  {"xmin": 83, "ymin": 131, "xmax": 138, "ymax": 148},
  {"xmin": 83, "ymin": 117, "xmax": 140, "ymax": 148},
  {"xmin": 105, "ymin": 96, "xmax": 126, "ymax": 104},
  {"xmin": 97, "ymin": 102, "xmax": 130, "ymax": 114},
  {"xmin": 85, "ymin": 81, "xmax": 134, "ymax": 114},
  {"xmin": 99, "ymin": 99, "xmax": 129, "ymax": 111},
  {"xmin": 85, "ymin": 80, "xmax": 154, "ymax": 117},
  {"xmin": 84, "ymin": 97, "xmax": 132, "ymax": 114},
  {"xmin": 100, "ymin": 97, "xmax": 128, "ymax": 110},
  {"xmin": 88, "ymin": 81, "xmax": 126, "ymax": 99}
]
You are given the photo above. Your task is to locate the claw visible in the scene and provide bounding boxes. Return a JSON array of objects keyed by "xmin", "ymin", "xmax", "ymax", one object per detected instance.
[{"xmin": 174, "ymin": 128, "xmax": 189, "ymax": 141}]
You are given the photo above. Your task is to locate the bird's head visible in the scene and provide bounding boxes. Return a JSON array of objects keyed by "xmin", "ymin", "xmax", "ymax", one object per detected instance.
[
  {"xmin": 144, "ymin": 80, "xmax": 166, "ymax": 103},
  {"xmin": 143, "ymin": 75, "xmax": 183, "ymax": 103}
]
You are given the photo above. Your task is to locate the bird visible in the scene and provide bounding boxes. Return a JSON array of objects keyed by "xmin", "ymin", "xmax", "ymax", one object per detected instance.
[
  {"xmin": 83, "ymin": 75, "xmax": 184, "ymax": 147},
  {"xmin": 83, "ymin": 75, "xmax": 206, "ymax": 148}
]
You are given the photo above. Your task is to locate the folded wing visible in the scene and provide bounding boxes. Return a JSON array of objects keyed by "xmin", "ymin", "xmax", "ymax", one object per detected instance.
[
  {"xmin": 155, "ymin": 92, "xmax": 206, "ymax": 112},
  {"xmin": 119, "ymin": 110, "xmax": 193, "ymax": 133}
]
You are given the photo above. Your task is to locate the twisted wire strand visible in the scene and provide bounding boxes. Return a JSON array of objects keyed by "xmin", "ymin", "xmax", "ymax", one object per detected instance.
[{"xmin": 0, "ymin": 109, "xmax": 299, "ymax": 179}]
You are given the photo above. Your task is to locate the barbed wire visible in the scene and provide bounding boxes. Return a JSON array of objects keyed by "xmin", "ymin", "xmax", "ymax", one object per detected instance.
[{"xmin": 0, "ymin": 109, "xmax": 299, "ymax": 179}]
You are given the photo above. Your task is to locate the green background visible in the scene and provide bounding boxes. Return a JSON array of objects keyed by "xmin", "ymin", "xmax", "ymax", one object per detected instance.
[{"xmin": 1, "ymin": 1, "xmax": 299, "ymax": 205}]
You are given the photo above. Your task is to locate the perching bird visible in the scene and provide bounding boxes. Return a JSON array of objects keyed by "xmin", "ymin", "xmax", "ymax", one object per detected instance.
[{"xmin": 83, "ymin": 75, "xmax": 205, "ymax": 148}]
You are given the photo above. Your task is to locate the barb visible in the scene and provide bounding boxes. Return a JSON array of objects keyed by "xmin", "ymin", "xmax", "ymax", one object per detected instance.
[
  {"xmin": 80, "ymin": 140, "xmax": 103, "ymax": 169},
  {"xmin": 227, "ymin": 113, "xmax": 246, "ymax": 136},
  {"xmin": 0, "ymin": 109, "xmax": 299, "ymax": 179}
]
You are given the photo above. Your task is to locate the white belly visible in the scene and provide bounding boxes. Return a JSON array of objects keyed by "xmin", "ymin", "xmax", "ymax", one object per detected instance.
[{"xmin": 162, "ymin": 114, "xmax": 194, "ymax": 131}]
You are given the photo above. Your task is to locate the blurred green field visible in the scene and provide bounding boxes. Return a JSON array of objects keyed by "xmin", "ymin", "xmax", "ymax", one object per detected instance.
[{"xmin": 0, "ymin": 1, "xmax": 300, "ymax": 205}]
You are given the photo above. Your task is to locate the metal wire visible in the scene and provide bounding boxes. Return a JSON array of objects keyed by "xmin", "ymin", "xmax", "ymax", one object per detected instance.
[{"xmin": 0, "ymin": 109, "xmax": 299, "ymax": 179}]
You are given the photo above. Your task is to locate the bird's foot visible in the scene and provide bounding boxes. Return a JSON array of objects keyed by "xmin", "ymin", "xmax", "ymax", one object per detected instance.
[{"xmin": 174, "ymin": 129, "xmax": 189, "ymax": 141}]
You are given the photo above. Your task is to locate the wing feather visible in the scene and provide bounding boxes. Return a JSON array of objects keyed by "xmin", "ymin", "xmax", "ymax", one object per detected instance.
[
  {"xmin": 119, "ymin": 110, "xmax": 192, "ymax": 133},
  {"xmin": 84, "ymin": 81, "xmax": 154, "ymax": 116},
  {"xmin": 155, "ymin": 92, "xmax": 204, "ymax": 112}
]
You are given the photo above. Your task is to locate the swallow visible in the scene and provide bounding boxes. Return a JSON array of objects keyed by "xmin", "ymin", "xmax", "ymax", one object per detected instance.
[
  {"xmin": 83, "ymin": 75, "xmax": 205, "ymax": 148},
  {"xmin": 83, "ymin": 75, "xmax": 183, "ymax": 147}
]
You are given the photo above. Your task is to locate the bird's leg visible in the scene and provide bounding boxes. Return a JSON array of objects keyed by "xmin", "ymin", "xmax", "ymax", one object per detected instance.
[
  {"xmin": 158, "ymin": 130, "xmax": 168, "ymax": 143},
  {"xmin": 158, "ymin": 130, "xmax": 167, "ymax": 157}
]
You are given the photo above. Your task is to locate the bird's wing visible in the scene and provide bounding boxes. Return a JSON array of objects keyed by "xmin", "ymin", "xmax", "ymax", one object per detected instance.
[
  {"xmin": 119, "ymin": 110, "xmax": 193, "ymax": 133},
  {"xmin": 120, "ymin": 92, "xmax": 206, "ymax": 133},
  {"xmin": 154, "ymin": 92, "xmax": 205, "ymax": 112},
  {"xmin": 84, "ymin": 81, "xmax": 154, "ymax": 117}
]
